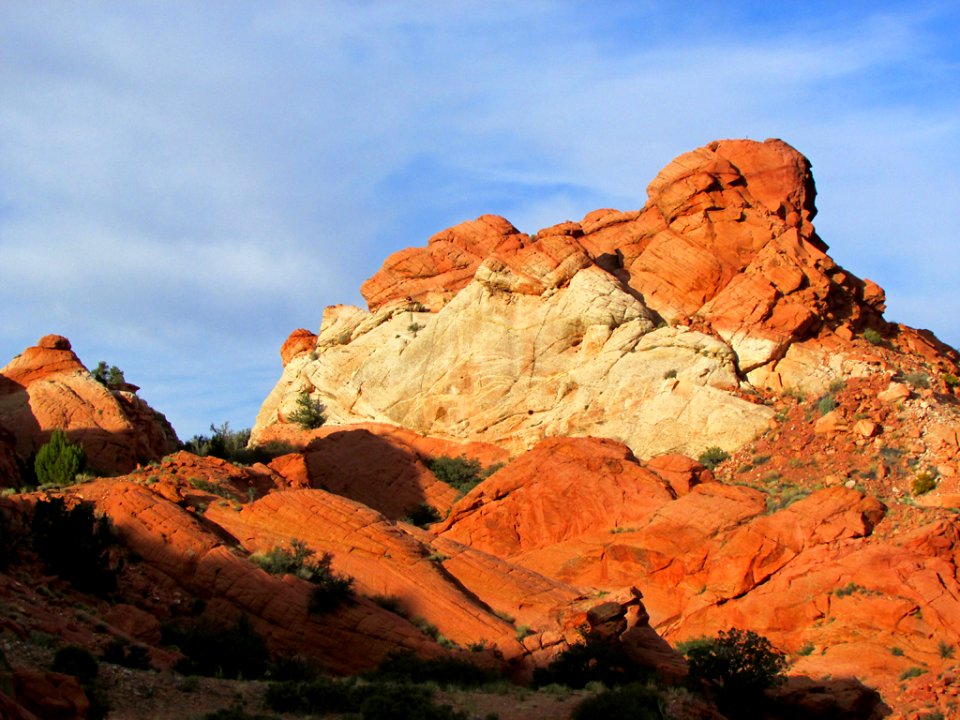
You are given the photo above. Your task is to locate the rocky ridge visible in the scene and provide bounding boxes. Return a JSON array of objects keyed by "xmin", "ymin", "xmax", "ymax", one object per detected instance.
[
  {"xmin": 2, "ymin": 138, "xmax": 960, "ymax": 718},
  {"xmin": 253, "ymin": 139, "xmax": 949, "ymax": 461}
]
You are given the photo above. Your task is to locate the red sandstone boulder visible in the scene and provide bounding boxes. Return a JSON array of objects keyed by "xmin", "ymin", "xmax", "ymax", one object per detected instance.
[
  {"xmin": 280, "ymin": 328, "xmax": 317, "ymax": 366},
  {"xmin": 261, "ymin": 422, "xmax": 507, "ymax": 519},
  {"xmin": 438, "ymin": 437, "xmax": 675, "ymax": 557},
  {"xmin": 12, "ymin": 670, "xmax": 88, "ymax": 720}
]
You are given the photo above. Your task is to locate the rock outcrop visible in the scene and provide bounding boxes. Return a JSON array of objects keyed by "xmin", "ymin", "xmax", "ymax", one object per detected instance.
[
  {"xmin": 0, "ymin": 335, "xmax": 179, "ymax": 482},
  {"xmin": 253, "ymin": 138, "xmax": 937, "ymax": 459}
]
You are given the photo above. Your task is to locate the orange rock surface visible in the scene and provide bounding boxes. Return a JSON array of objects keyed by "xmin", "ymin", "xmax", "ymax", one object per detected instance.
[{"xmin": 0, "ymin": 336, "xmax": 179, "ymax": 481}]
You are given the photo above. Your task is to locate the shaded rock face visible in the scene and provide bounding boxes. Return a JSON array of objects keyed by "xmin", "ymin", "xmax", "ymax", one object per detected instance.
[
  {"xmin": 253, "ymin": 138, "xmax": 907, "ymax": 458},
  {"xmin": 0, "ymin": 335, "xmax": 179, "ymax": 481}
]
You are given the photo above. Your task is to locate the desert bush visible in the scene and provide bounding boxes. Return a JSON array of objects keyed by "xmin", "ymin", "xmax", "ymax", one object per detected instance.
[
  {"xmin": 697, "ymin": 446, "xmax": 729, "ymax": 470},
  {"xmin": 367, "ymin": 651, "xmax": 499, "ymax": 688},
  {"xmin": 189, "ymin": 477, "xmax": 237, "ymax": 500},
  {"xmin": 91, "ymin": 361, "xmax": 127, "ymax": 389},
  {"xmin": 360, "ymin": 683, "xmax": 469, "ymax": 720},
  {"xmin": 288, "ymin": 392, "xmax": 326, "ymax": 430},
  {"xmin": 52, "ymin": 645, "xmax": 99, "ymax": 685},
  {"xmin": 184, "ymin": 422, "xmax": 251, "ymax": 460},
  {"xmin": 34, "ymin": 430, "xmax": 86, "ymax": 487},
  {"xmin": 944, "ymin": 373, "xmax": 960, "ymax": 389},
  {"xmin": 200, "ymin": 706, "xmax": 277, "ymax": 720},
  {"xmin": 904, "ymin": 371, "xmax": 931, "ymax": 389},
  {"xmin": 426, "ymin": 455, "xmax": 501, "ymax": 496},
  {"xmin": 532, "ymin": 631, "xmax": 646, "ymax": 689},
  {"xmin": 406, "ymin": 502, "xmax": 441, "ymax": 527},
  {"xmin": 862, "ymin": 328, "xmax": 883, "ymax": 346},
  {"xmin": 683, "ymin": 628, "xmax": 786, "ymax": 713},
  {"xmin": 52, "ymin": 644, "xmax": 110, "ymax": 719},
  {"xmin": 251, "ymin": 539, "xmax": 354, "ymax": 613},
  {"xmin": 571, "ymin": 682, "xmax": 663, "ymax": 720},
  {"xmin": 31, "ymin": 497, "xmax": 117, "ymax": 595},
  {"xmin": 266, "ymin": 677, "xmax": 470, "ymax": 719},
  {"xmin": 100, "ymin": 637, "xmax": 151, "ymax": 670},
  {"xmin": 815, "ymin": 393, "xmax": 837, "ymax": 416},
  {"xmin": 265, "ymin": 676, "xmax": 357, "ymax": 714},
  {"xmin": 912, "ymin": 471, "xmax": 937, "ymax": 495},
  {"xmin": 162, "ymin": 615, "xmax": 268, "ymax": 679},
  {"xmin": 184, "ymin": 424, "xmax": 294, "ymax": 465}
]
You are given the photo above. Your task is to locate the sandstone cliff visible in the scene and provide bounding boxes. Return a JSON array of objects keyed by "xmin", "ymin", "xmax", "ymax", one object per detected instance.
[{"xmin": 253, "ymin": 139, "xmax": 950, "ymax": 459}]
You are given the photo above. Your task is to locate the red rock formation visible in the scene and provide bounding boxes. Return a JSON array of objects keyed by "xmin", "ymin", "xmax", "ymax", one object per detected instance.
[
  {"xmin": 361, "ymin": 215, "xmax": 530, "ymax": 311},
  {"xmin": 358, "ymin": 139, "xmax": 897, "ymax": 382},
  {"xmin": 0, "ymin": 336, "xmax": 179, "ymax": 481},
  {"xmin": 438, "ymin": 437, "xmax": 676, "ymax": 557},
  {"xmin": 279, "ymin": 328, "xmax": 317, "ymax": 366},
  {"xmin": 259, "ymin": 422, "xmax": 508, "ymax": 519}
]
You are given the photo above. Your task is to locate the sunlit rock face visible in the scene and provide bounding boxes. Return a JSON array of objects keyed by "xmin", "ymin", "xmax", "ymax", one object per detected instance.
[{"xmin": 253, "ymin": 138, "xmax": 899, "ymax": 458}]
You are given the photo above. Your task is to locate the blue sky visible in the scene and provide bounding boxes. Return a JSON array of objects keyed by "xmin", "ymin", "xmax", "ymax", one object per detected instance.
[{"xmin": 2, "ymin": 1, "xmax": 959, "ymax": 440}]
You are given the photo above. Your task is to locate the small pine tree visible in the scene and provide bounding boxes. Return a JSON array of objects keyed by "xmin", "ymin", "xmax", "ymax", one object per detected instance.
[
  {"xmin": 288, "ymin": 392, "xmax": 326, "ymax": 430},
  {"xmin": 34, "ymin": 430, "xmax": 86, "ymax": 486},
  {"xmin": 92, "ymin": 361, "xmax": 126, "ymax": 389}
]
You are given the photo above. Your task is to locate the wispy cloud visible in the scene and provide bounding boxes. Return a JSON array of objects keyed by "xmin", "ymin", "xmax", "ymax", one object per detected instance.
[{"xmin": 1, "ymin": 1, "xmax": 958, "ymax": 437}]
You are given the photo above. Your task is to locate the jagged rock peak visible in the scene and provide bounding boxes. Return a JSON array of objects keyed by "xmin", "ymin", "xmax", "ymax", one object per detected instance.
[{"xmin": 253, "ymin": 139, "xmax": 952, "ymax": 459}]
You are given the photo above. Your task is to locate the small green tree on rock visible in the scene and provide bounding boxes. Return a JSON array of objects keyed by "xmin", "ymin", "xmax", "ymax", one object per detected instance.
[
  {"xmin": 288, "ymin": 392, "xmax": 326, "ymax": 430},
  {"xmin": 684, "ymin": 628, "xmax": 786, "ymax": 713},
  {"xmin": 34, "ymin": 430, "xmax": 86, "ymax": 487},
  {"xmin": 91, "ymin": 361, "xmax": 127, "ymax": 389}
]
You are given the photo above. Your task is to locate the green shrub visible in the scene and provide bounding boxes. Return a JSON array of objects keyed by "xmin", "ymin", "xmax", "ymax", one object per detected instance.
[
  {"xmin": 684, "ymin": 629, "xmax": 786, "ymax": 712},
  {"xmin": 862, "ymin": 328, "xmax": 883, "ymax": 346},
  {"xmin": 367, "ymin": 651, "xmax": 499, "ymax": 688},
  {"xmin": 899, "ymin": 666, "xmax": 925, "ymax": 681},
  {"xmin": 251, "ymin": 540, "xmax": 354, "ymax": 614},
  {"xmin": 360, "ymin": 683, "xmax": 468, "ymax": 720},
  {"xmin": 905, "ymin": 371, "xmax": 930, "ymax": 389},
  {"xmin": 938, "ymin": 640, "xmax": 955, "ymax": 659},
  {"xmin": 266, "ymin": 677, "xmax": 470, "ymax": 720},
  {"xmin": 944, "ymin": 373, "xmax": 960, "ymax": 389},
  {"xmin": 697, "ymin": 446, "xmax": 729, "ymax": 470},
  {"xmin": 52, "ymin": 644, "xmax": 110, "ymax": 719},
  {"xmin": 31, "ymin": 497, "xmax": 117, "ymax": 595},
  {"xmin": 91, "ymin": 361, "xmax": 127, "ymax": 389},
  {"xmin": 100, "ymin": 637, "xmax": 151, "ymax": 670},
  {"xmin": 308, "ymin": 573, "xmax": 355, "ymax": 615},
  {"xmin": 52, "ymin": 645, "xmax": 99, "ymax": 685},
  {"xmin": 288, "ymin": 392, "xmax": 326, "ymax": 430},
  {"xmin": 532, "ymin": 632, "xmax": 647, "ymax": 689},
  {"xmin": 815, "ymin": 394, "xmax": 837, "ymax": 416},
  {"xmin": 426, "ymin": 455, "xmax": 501, "ymax": 496},
  {"xmin": 189, "ymin": 477, "xmax": 237, "ymax": 500},
  {"xmin": 406, "ymin": 503, "xmax": 441, "ymax": 528},
  {"xmin": 34, "ymin": 430, "xmax": 86, "ymax": 487},
  {"xmin": 200, "ymin": 706, "xmax": 277, "ymax": 720},
  {"xmin": 912, "ymin": 472, "xmax": 937, "ymax": 496},
  {"xmin": 571, "ymin": 682, "xmax": 663, "ymax": 720},
  {"xmin": 265, "ymin": 676, "xmax": 357, "ymax": 714},
  {"xmin": 162, "ymin": 615, "xmax": 267, "ymax": 679}
]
